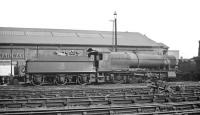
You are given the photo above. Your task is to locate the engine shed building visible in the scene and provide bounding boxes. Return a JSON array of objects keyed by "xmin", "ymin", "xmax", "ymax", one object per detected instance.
[{"xmin": 0, "ymin": 27, "xmax": 168, "ymax": 76}]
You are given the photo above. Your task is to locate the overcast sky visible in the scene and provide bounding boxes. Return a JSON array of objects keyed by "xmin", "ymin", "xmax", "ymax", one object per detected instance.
[{"xmin": 0, "ymin": 0, "xmax": 200, "ymax": 58}]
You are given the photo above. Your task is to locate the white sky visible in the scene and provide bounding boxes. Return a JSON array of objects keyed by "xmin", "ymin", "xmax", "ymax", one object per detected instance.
[{"xmin": 0, "ymin": 0, "xmax": 200, "ymax": 59}]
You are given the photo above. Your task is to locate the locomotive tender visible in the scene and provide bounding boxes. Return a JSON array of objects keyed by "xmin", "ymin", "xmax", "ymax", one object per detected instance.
[{"xmin": 26, "ymin": 50, "xmax": 177, "ymax": 85}]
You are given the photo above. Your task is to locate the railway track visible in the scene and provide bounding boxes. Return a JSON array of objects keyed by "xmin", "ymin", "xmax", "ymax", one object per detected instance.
[
  {"xmin": 0, "ymin": 92, "xmax": 200, "ymax": 108},
  {"xmin": 1, "ymin": 101, "xmax": 200, "ymax": 115},
  {"xmin": 1, "ymin": 83, "xmax": 200, "ymax": 114},
  {"xmin": 1, "ymin": 83, "xmax": 200, "ymax": 99},
  {"xmin": 0, "ymin": 89, "xmax": 200, "ymax": 100},
  {"xmin": 0, "ymin": 87, "xmax": 151, "ymax": 99}
]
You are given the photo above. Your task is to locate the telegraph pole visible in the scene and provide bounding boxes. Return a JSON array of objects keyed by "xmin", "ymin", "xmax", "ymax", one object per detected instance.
[{"xmin": 114, "ymin": 11, "xmax": 118, "ymax": 52}]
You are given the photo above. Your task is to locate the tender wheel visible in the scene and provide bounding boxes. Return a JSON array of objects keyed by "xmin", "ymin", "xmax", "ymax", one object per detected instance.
[
  {"xmin": 77, "ymin": 74, "xmax": 90, "ymax": 85},
  {"xmin": 77, "ymin": 75, "xmax": 83, "ymax": 85},
  {"xmin": 55, "ymin": 74, "xmax": 68, "ymax": 85},
  {"xmin": 31, "ymin": 74, "xmax": 44, "ymax": 86},
  {"xmin": 0, "ymin": 77, "xmax": 8, "ymax": 85}
]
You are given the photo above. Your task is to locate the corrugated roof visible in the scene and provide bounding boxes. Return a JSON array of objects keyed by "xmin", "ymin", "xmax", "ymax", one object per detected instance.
[{"xmin": 0, "ymin": 27, "xmax": 161, "ymax": 47}]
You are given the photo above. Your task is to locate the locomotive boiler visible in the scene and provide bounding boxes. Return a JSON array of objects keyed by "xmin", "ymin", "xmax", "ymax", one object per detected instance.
[
  {"xmin": 99, "ymin": 52, "xmax": 176, "ymax": 71},
  {"xmin": 25, "ymin": 51, "xmax": 177, "ymax": 85},
  {"xmin": 98, "ymin": 52, "xmax": 176, "ymax": 83}
]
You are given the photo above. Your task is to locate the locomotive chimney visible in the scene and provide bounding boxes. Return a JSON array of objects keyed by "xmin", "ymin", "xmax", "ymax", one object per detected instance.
[{"xmin": 199, "ymin": 40, "xmax": 200, "ymax": 56}]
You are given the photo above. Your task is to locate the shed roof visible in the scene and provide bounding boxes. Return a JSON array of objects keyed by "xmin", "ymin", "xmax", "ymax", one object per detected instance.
[{"xmin": 0, "ymin": 27, "xmax": 163, "ymax": 47}]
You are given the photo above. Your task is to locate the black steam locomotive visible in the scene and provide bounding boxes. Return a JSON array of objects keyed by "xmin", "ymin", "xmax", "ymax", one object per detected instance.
[{"xmin": 25, "ymin": 49, "xmax": 177, "ymax": 85}]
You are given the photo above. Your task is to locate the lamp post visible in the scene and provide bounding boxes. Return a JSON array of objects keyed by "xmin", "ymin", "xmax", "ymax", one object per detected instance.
[
  {"xmin": 114, "ymin": 11, "xmax": 117, "ymax": 52},
  {"xmin": 9, "ymin": 44, "xmax": 13, "ymax": 85},
  {"xmin": 110, "ymin": 19, "xmax": 115, "ymax": 51},
  {"xmin": 10, "ymin": 44, "xmax": 13, "ymax": 77}
]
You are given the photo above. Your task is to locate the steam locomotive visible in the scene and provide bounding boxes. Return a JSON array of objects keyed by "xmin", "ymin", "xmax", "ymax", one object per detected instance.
[{"xmin": 25, "ymin": 49, "xmax": 177, "ymax": 85}]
